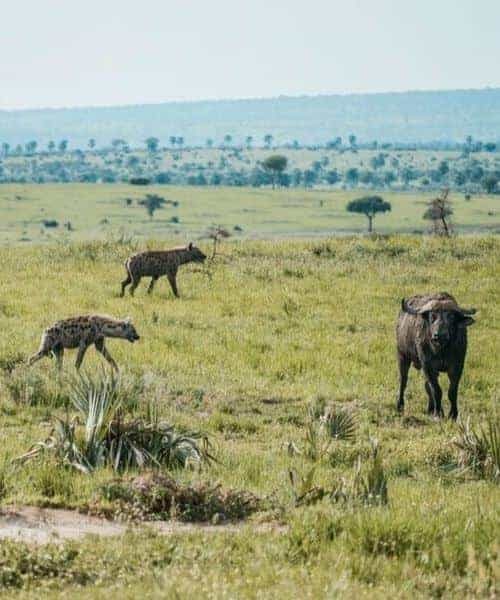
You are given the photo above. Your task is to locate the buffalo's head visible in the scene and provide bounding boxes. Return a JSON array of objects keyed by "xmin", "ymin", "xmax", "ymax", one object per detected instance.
[{"xmin": 402, "ymin": 297, "xmax": 476, "ymax": 348}]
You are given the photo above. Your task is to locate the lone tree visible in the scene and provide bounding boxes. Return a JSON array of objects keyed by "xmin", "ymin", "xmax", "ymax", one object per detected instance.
[
  {"xmin": 482, "ymin": 173, "xmax": 499, "ymax": 194},
  {"xmin": 423, "ymin": 189, "xmax": 453, "ymax": 236},
  {"xmin": 347, "ymin": 195, "xmax": 391, "ymax": 233},
  {"xmin": 138, "ymin": 194, "xmax": 166, "ymax": 219},
  {"xmin": 145, "ymin": 137, "xmax": 160, "ymax": 154},
  {"xmin": 262, "ymin": 154, "xmax": 288, "ymax": 189}
]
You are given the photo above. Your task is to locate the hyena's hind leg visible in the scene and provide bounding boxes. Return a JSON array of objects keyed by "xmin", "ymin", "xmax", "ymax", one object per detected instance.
[
  {"xmin": 129, "ymin": 275, "xmax": 141, "ymax": 296},
  {"xmin": 120, "ymin": 265, "xmax": 132, "ymax": 297}
]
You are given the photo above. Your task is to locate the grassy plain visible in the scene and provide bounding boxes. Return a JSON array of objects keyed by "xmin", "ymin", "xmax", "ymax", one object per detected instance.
[
  {"xmin": 0, "ymin": 184, "xmax": 499, "ymax": 244},
  {"xmin": 0, "ymin": 232, "xmax": 498, "ymax": 597}
]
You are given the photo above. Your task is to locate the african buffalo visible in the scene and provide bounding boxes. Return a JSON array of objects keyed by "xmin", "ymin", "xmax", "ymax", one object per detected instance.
[{"xmin": 396, "ymin": 292, "xmax": 476, "ymax": 419}]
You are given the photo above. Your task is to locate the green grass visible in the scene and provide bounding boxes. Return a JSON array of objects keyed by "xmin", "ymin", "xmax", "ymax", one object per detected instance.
[
  {"xmin": 0, "ymin": 184, "xmax": 499, "ymax": 244},
  {"xmin": 0, "ymin": 234, "xmax": 499, "ymax": 597}
]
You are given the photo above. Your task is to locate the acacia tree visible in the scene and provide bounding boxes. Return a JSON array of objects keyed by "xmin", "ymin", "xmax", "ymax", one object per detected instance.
[
  {"xmin": 264, "ymin": 134, "xmax": 273, "ymax": 149},
  {"xmin": 423, "ymin": 189, "xmax": 453, "ymax": 236},
  {"xmin": 262, "ymin": 154, "xmax": 288, "ymax": 189},
  {"xmin": 145, "ymin": 137, "xmax": 160, "ymax": 154},
  {"xmin": 138, "ymin": 193, "xmax": 166, "ymax": 219},
  {"xmin": 346, "ymin": 195, "xmax": 391, "ymax": 233},
  {"xmin": 245, "ymin": 136, "xmax": 253, "ymax": 149}
]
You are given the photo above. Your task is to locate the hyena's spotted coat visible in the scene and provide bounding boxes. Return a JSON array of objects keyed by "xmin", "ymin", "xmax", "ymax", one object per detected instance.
[
  {"xmin": 29, "ymin": 315, "xmax": 140, "ymax": 371},
  {"xmin": 120, "ymin": 243, "xmax": 206, "ymax": 298}
]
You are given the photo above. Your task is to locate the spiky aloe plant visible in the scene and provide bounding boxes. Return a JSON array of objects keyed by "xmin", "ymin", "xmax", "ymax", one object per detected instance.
[
  {"xmin": 16, "ymin": 373, "xmax": 215, "ymax": 473},
  {"xmin": 352, "ymin": 438, "xmax": 389, "ymax": 505},
  {"xmin": 321, "ymin": 407, "xmax": 357, "ymax": 441}
]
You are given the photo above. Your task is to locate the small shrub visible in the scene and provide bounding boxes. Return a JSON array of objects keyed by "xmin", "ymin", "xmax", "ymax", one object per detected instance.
[
  {"xmin": 453, "ymin": 417, "xmax": 500, "ymax": 481},
  {"xmin": 97, "ymin": 472, "xmax": 264, "ymax": 522}
]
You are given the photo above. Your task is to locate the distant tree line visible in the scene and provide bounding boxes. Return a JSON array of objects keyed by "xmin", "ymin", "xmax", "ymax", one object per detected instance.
[{"xmin": 0, "ymin": 136, "xmax": 498, "ymax": 193}]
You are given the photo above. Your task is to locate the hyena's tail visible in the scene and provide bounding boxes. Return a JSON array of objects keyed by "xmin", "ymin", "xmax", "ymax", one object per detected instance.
[
  {"xmin": 120, "ymin": 258, "xmax": 133, "ymax": 297},
  {"xmin": 28, "ymin": 333, "xmax": 51, "ymax": 366}
]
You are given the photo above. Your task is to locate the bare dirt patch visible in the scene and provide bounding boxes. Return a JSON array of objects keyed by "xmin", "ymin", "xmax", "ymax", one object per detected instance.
[{"xmin": 0, "ymin": 506, "xmax": 283, "ymax": 544}]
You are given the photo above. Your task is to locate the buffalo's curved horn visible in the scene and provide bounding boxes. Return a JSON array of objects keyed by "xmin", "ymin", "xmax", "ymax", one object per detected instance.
[
  {"xmin": 401, "ymin": 298, "xmax": 419, "ymax": 315},
  {"xmin": 458, "ymin": 307, "xmax": 477, "ymax": 315}
]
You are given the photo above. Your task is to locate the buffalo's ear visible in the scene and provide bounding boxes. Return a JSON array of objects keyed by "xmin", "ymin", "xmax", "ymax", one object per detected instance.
[
  {"xmin": 458, "ymin": 315, "xmax": 475, "ymax": 327},
  {"xmin": 402, "ymin": 299, "xmax": 419, "ymax": 316},
  {"xmin": 188, "ymin": 242, "xmax": 193, "ymax": 250}
]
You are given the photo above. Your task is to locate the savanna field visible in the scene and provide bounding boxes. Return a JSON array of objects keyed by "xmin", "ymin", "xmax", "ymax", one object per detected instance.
[{"xmin": 0, "ymin": 186, "xmax": 499, "ymax": 598}]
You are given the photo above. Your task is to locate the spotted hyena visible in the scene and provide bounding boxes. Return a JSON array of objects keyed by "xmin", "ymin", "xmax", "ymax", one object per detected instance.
[
  {"xmin": 120, "ymin": 243, "xmax": 206, "ymax": 298},
  {"xmin": 28, "ymin": 315, "xmax": 140, "ymax": 371}
]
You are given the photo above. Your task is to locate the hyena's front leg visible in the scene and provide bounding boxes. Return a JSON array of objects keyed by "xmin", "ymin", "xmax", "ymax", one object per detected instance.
[
  {"xmin": 75, "ymin": 342, "xmax": 90, "ymax": 370},
  {"xmin": 167, "ymin": 271, "xmax": 179, "ymax": 297},
  {"xmin": 95, "ymin": 338, "xmax": 119, "ymax": 372},
  {"xmin": 147, "ymin": 276, "xmax": 159, "ymax": 295}
]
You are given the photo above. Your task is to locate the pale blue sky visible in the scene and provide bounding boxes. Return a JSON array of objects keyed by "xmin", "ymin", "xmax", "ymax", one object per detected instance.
[{"xmin": 1, "ymin": 0, "xmax": 499, "ymax": 109}]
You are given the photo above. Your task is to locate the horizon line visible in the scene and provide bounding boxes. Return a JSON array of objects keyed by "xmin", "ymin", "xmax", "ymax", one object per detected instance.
[{"xmin": 1, "ymin": 85, "xmax": 499, "ymax": 114}]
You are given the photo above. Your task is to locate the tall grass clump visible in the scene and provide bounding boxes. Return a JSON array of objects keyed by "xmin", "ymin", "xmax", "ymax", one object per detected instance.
[{"xmin": 454, "ymin": 416, "xmax": 500, "ymax": 481}]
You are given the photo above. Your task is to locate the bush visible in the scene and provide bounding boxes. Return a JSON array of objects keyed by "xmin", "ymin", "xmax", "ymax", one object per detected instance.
[
  {"xmin": 42, "ymin": 219, "xmax": 59, "ymax": 228},
  {"xmin": 97, "ymin": 472, "xmax": 264, "ymax": 522}
]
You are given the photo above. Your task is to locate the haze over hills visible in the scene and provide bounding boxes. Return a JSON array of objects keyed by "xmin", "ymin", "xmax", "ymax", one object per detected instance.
[{"xmin": 1, "ymin": 88, "xmax": 499, "ymax": 148}]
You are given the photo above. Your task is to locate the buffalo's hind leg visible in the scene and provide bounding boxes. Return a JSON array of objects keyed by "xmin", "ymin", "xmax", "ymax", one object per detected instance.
[
  {"xmin": 424, "ymin": 371, "xmax": 443, "ymax": 417},
  {"xmin": 425, "ymin": 381, "xmax": 435, "ymax": 414},
  {"xmin": 397, "ymin": 354, "xmax": 410, "ymax": 414}
]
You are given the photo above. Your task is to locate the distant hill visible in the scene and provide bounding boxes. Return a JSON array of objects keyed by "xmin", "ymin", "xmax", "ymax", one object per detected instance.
[{"xmin": 1, "ymin": 88, "xmax": 499, "ymax": 148}]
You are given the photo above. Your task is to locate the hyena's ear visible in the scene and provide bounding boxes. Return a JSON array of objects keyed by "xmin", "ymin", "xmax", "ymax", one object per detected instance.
[
  {"xmin": 124, "ymin": 316, "xmax": 132, "ymax": 324},
  {"xmin": 188, "ymin": 242, "xmax": 193, "ymax": 250}
]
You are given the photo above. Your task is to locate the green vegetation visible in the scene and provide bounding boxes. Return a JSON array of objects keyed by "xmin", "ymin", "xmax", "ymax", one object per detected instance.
[
  {"xmin": 1, "ymin": 143, "xmax": 499, "ymax": 194},
  {"xmin": 0, "ymin": 234, "xmax": 498, "ymax": 597},
  {"xmin": 0, "ymin": 184, "xmax": 498, "ymax": 245}
]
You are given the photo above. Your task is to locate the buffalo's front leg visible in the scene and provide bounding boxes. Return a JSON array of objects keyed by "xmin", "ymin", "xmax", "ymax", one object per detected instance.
[
  {"xmin": 447, "ymin": 364, "xmax": 464, "ymax": 420},
  {"xmin": 397, "ymin": 354, "xmax": 410, "ymax": 413}
]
